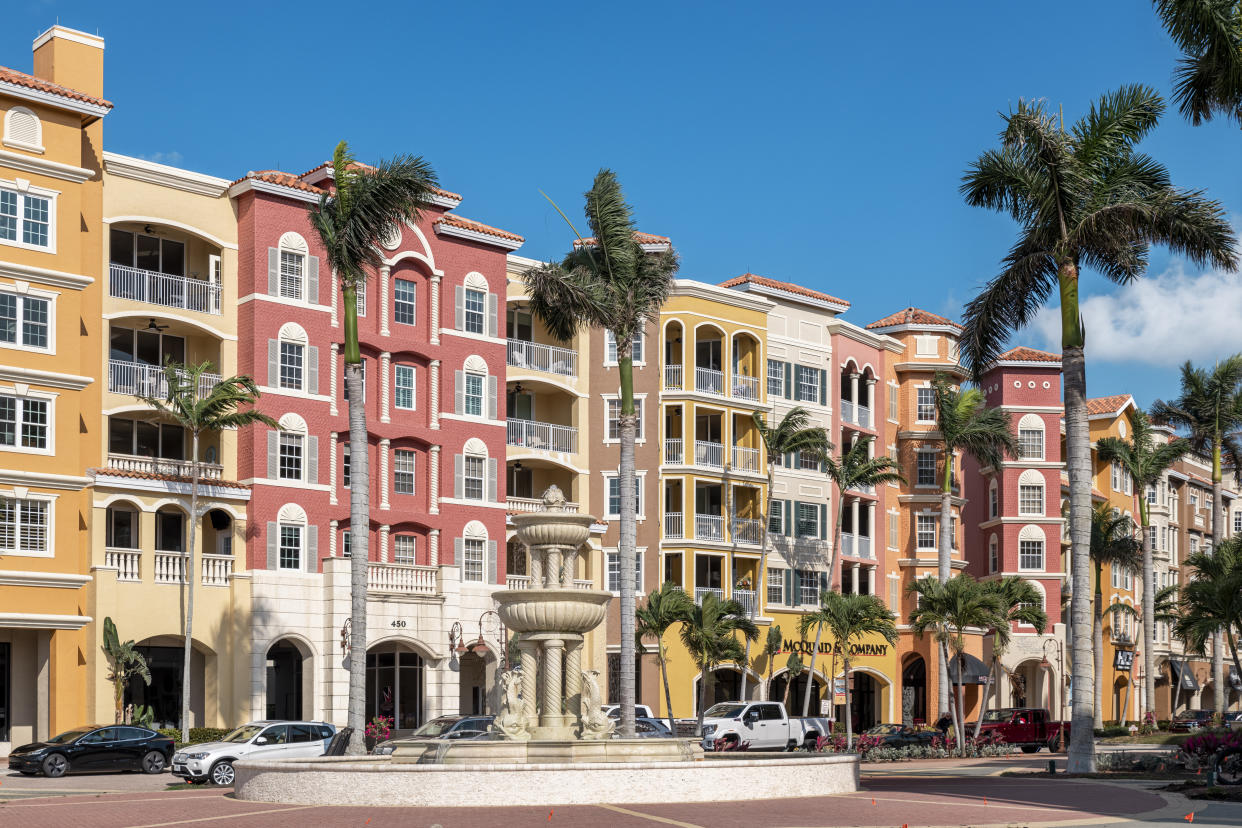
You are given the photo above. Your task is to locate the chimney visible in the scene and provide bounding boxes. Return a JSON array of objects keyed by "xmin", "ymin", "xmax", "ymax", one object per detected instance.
[{"xmin": 31, "ymin": 26, "xmax": 104, "ymax": 99}]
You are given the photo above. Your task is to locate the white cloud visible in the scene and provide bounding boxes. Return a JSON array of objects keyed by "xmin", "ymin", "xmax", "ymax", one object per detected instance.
[
  {"xmin": 1031, "ymin": 265, "xmax": 1242, "ymax": 367},
  {"xmin": 138, "ymin": 151, "xmax": 184, "ymax": 165}
]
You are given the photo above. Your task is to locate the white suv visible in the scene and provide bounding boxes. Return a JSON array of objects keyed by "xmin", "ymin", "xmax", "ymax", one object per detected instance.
[{"xmin": 171, "ymin": 721, "xmax": 335, "ymax": 786}]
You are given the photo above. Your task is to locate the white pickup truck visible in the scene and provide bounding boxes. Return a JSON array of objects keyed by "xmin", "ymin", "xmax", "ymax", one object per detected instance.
[{"xmin": 699, "ymin": 701, "xmax": 832, "ymax": 751}]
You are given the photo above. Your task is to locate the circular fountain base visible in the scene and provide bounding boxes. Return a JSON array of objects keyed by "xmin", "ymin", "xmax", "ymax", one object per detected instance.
[{"xmin": 392, "ymin": 736, "xmax": 703, "ymax": 765}]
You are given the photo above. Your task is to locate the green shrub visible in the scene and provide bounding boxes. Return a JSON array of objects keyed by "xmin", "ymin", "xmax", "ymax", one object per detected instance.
[
  {"xmin": 158, "ymin": 727, "xmax": 232, "ymax": 749},
  {"xmin": 1094, "ymin": 726, "xmax": 1130, "ymax": 738}
]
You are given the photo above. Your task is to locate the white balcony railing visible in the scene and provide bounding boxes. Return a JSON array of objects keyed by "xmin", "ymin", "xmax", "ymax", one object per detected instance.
[
  {"xmin": 732, "ymin": 518, "xmax": 764, "ymax": 546},
  {"xmin": 695, "ymin": 367, "xmax": 724, "ymax": 396},
  {"xmin": 694, "ymin": 441, "xmax": 724, "ymax": 470},
  {"xmin": 841, "ymin": 533, "xmax": 854, "ymax": 557},
  {"xmin": 108, "ymin": 360, "xmax": 221, "ymax": 399},
  {"xmin": 105, "ymin": 548, "xmax": 140, "ymax": 581},
  {"xmin": 368, "ymin": 562, "xmax": 438, "ymax": 595},
  {"xmin": 109, "ymin": 263, "xmax": 222, "ymax": 315},
  {"xmin": 507, "ymin": 496, "xmax": 580, "ymax": 513},
  {"xmin": 154, "ymin": 552, "xmax": 186, "ymax": 584},
  {"xmin": 731, "ymin": 446, "xmax": 760, "ymax": 473},
  {"xmin": 841, "ymin": 534, "xmax": 875, "ymax": 559},
  {"xmin": 201, "ymin": 553, "xmax": 233, "ymax": 586},
  {"xmin": 664, "ymin": 438, "xmax": 684, "ymax": 465},
  {"xmin": 841, "ymin": 399, "xmax": 855, "ymax": 424},
  {"xmin": 507, "ymin": 419, "xmax": 578, "ymax": 454},
  {"xmin": 664, "ymin": 364, "xmax": 683, "ymax": 390},
  {"xmin": 694, "ymin": 586, "xmax": 724, "ymax": 605},
  {"xmin": 732, "ymin": 375, "xmax": 759, "ymax": 402},
  {"xmin": 856, "ymin": 404, "xmax": 872, "ymax": 428},
  {"xmin": 664, "ymin": 512, "xmax": 684, "ymax": 539},
  {"xmin": 573, "ymin": 579, "xmax": 593, "ymax": 590},
  {"xmin": 106, "ymin": 453, "xmax": 224, "ymax": 480},
  {"xmin": 695, "ymin": 514, "xmax": 725, "ymax": 541},
  {"xmin": 847, "ymin": 482, "xmax": 875, "ymax": 495},
  {"xmin": 507, "ymin": 574, "xmax": 532, "ymax": 589},
  {"xmin": 506, "ymin": 338, "xmax": 577, "ymax": 377},
  {"xmin": 733, "ymin": 588, "xmax": 758, "ymax": 617}
]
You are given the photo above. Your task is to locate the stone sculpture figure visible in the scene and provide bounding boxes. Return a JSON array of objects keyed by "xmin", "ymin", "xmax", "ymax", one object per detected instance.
[
  {"xmin": 491, "ymin": 670, "xmax": 531, "ymax": 741},
  {"xmin": 578, "ymin": 669, "xmax": 615, "ymax": 740}
]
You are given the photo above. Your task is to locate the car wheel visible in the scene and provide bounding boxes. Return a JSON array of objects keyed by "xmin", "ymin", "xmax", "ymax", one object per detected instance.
[
  {"xmin": 141, "ymin": 750, "xmax": 167, "ymax": 774},
  {"xmin": 208, "ymin": 760, "xmax": 235, "ymax": 787},
  {"xmin": 42, "ymin": 753, "xmax": 68, "ymax": 778}
]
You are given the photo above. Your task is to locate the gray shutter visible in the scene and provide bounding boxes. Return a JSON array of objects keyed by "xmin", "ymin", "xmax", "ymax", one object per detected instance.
[
  {"xmin": 454, "ymin": 370, "xmax": 464, "ymax": 414},
  {"xmin": 820, "ymin": 503, "xmax": 828, "ymax": 540},
  {"xmin": 454, "ymin": 454, "xmax": 464, "ymax": 499},
  {"xmin": 267, "ymin": 431, "xmax": 278, "ymax": 479},
  {"xmin": 819, "ymin": 369, "xmax": 828, "ymax": 406},
  {"xmin": 486, "ymin": 540, "xmax": 497, "ymax": 584},
  {"xmin": 267, "ymin": 522, "xmax": 279, "ymax": 569},
  {"xmin": 268, "ymin": 339, "xmax": 278, "ymax": 387},
  {"xmin": 783, "ymin": 362, "xmax": 792, "ymax": 400},
  {"xmin": 307, "ymin": 436, "xmax": 319, "ymax": 484},
  {"xmin": 455, "ymin": 285, "xmax": 465, "ymax": 330},
  {"xmin": 486, "ymin": 293, "xmax": 498, "ymax": 337},
  {"xmin": 307, "ymin": 256, "xmax": 320, "ymax": 304},
  {"xmin": 305, "ymin": 526, "xmax": 318, "ymax": 572},
  {"xmin": 267, "ymin": 248, "xmax": 279, "ymax": 296},
  {"xmin": 307, "ymin": 346, "xmax": 319, "ymax": 395},
  {"xmin": 454, "ymin": 537, "xmax": 464, "ymax": 574},
  {"xmin": 486, "ymin": 457, "xmax": 498, "ymax": 502},
  {"xmin": 784, "ymin": 568, "xmax": 794, "ymax": 604},
  {"xmin": 819, "ymin": 571, "xmax": 829, "ymax": 595},
  {"xmin": 784, "ymin": 500, "xmax": 793, "ymax": 536},
  {"xmin": 486, "ymin": 375, "xmax": 497, "ymax": 420}
]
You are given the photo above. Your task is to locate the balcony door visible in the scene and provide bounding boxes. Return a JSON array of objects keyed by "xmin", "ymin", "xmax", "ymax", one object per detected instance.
[
  {"xmin": 110, "ymin": 327, "xmax": 185, "ymax": 368},
  {"xmin": 506, "ymin": 309, "xmax": 533, "ymax": 342},
  {"xmin": 111, "ymin": 229, "xmax": 185, "ymax": 277}
]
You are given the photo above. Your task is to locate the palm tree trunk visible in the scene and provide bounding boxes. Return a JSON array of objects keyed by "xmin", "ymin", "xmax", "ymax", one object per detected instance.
[
  {"xmin": 660, "ymin": 647, "xmax": 676, "ymax": 737},
  {"xmin": 801, "ymin": 623, "xmax": 824, "ymax": 716},
  {"xmin": 343, "ymin": 282, "xmax": 370, "ymax": 755},
  {"xmin": 844, "ymin": 658, "xmax": 853, "ymax": 750},
  {"xmin": 697, "ymin": 663, "xmax": 711, "ymax": 737},
  {"xmin": 973, "ymin": 652, "xmax": 996, "ymax": 741},
  {"xmin": 1140, "ymin": 499, "xmax": 1156, "ymax": 723},
  {"xmin": 744, "ymin": 466, "xmax": 777, "ymax": 706},
  {"xmin": 616, "ymin": 344, "xmax": 638, "ymax": 740},
  {"xmin": 938, "ymin": 480, "xmax": 953, "ymax": 722},
  {"xmin": 181, "ymin": 430, "xmax": 200, "ymax": 744},
  {"xmin": 828, "ymin": 485, "xmax": 845, "ymax": 591},
  {"xmin": 1212, "ymin": 468, "xmax": 1225, "ymax": 716},
  {"xmin": 1093, "ymin": 561, "xmax": 1104, "ymax": 729},
  {"xmin": 944, "ymin": 642, "xmax": 960, "ymax": 752}
]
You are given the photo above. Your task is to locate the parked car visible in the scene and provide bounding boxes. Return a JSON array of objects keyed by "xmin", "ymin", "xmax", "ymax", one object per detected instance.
[
  {"xmin": 623, "ymin": 717, "xmax": 674, "ymax": 738},
  {"xmin": 975, "ymin": 707, "xmax": 1069, "ymax": 753},
  {"xmin": 1171, "ymin": 709, "xmax": 1214, "ymax": 732},
  {"xmin": 372, "ymin": 715, "xmax": 495, "ymax": 756},
  {"xmin": 8, "ymin": 725, "xmax": 175, "ymax": 778},
  {"xmin": 602, "ymin": 704, "xmax": 656, "ymax": 719},
  {"xmin": 864, "ymin": 723, "xmax": 936, "ymax": 748},
  {"xmin": 699, "ymin": 701, "xmax": 831, "ymax": 751},
  {"xmin": 171, "ymin": 721, "xmax": 335, "ymax": 786}
]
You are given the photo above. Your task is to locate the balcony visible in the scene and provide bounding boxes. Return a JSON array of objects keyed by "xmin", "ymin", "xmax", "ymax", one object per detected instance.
[
  {"xmin": 733, "ymin": 588, "xmax": 758, "ymax": 617},
  {"xmin": 695, "ymin": 514, "xmax": 725, "ymax": 542},
  {"xmin": 695, "ymin": 367, "xmax": 724, "ymax": 396},
  {"xmin": 841, "ymin": 400, "xmax": 873, "ymax": 428},
  {"xmin": 201, "ymin": 554, "xmax": 233, "ymax": 586},
  {"xmin": 507, "ymin": 575, "xmax": 593, "ymax": 590},
  {"xmin": 507, "ymin": 496, "xmax": 580, "ymax": 514},
  {"xmin": 841, "ymin": 533, "xmax": 873, "ymax": 559},
  {"xmin": 664, "ymin": 365, "xmax": 683, "ymax": 390},
  {"xmin": 732, "ymin": 375, "xmax": 759, "ymax": 402},
  {"xmin": 731, "ymin": 518, "xmax": 764, "ymax": 546},
  {"xmin": 664, "ymin": 512, "xmax": 684, "ymax": 539},
  {"xmin": 105, "ymin": 549, "xmax": 141, "ymax": 581},
  {"xmin": 847, "ymin": 482, "xmax": 875, "ymax": 495},
  {"xmin": 154, "ymin": 552, "xmax": 187, "ymax": 584},
  {"xmin": 694, "ymin": 586, "xmax": 724, "ymax": 604},
  {"xmin": 664, "ymin": 438, "xmax": 684, "ymax": 465},
  {"xmin": 506, "ymin": 339, "xmax": 577, "ymax": 378},
  {"xmin": 731, "ymin": 446, "xmax": 760, "ymax": 473},
  {"xmin": 106, "ymin": 453, "xmax": 224, "ymax": 480},
  {"xmin": 694, "ymin": 441, "xmax": 724, "ymax": 470},
  {"xmin": 367, "ymin": 562, "xmax": 438, "ymax": 595},
  {"xmin": 507, "ymin": 419, "xmax": 578, "ymax": 454},
  {"xmin": 108, "ymin": 360, "xmax": 221, "ymax": 399},
  {"xmin": 109, "ymin": 263, "xmax": 222, "ymax": 315}
]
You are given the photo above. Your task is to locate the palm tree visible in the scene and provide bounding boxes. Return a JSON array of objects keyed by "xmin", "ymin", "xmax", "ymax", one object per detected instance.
[
  {"xmin": 930, "ymin": 372, "xmax": 1017, "ymax": 717},
  {"xmin": 307, "ymin": 142, "xmax": 440, "ymax": 753},
  {"xmin": 959, "ymin": 86, "xmax": 1237, "ymax": 771},
  {"xmin": 1176, "ymin": 538, "xmax": 1242, "ymax": 699},
  {"xmin": 782, "ymin": 653, "xmax": 804, "ymax": 709},
  {"xmin": 763, "ymin": 625, "xmax": 783, "ymax": 699},
  {"xmin": 815, "ymin": 592, "xmax": 898, "ymax": 748},
  {"xmin": 1154, "ymin": 356, "xmax": 1242, "ymax": 716},
  {"xmin": 1153, "ymin": 0, "xmax": 1242, "ymax": 126},
  {"xmin": 636, "ymin": 581, "xmax": 694, "ymax": 735},
  {"xmin": 143, "ymin": 361, "xmax": 275, "ymax": 742},
  {"xmin": 678, "ymin": 593, "xmax": 759, "ymax": 737},
  {"xmin": 973, "ymin": 577, "xmax": 1048, "ymax": 739},
  {"xmin": 526, "ymin": 170, "xmax": 678, "ymax": 738},
  {"xmin": 907, "ymin": 575, "xmax": 1008, "ymax": 756},
  {"xmin": 748, "ymin": 408, "xmax": 830, "ymax": 701},
  {"xmin": 101, "ymin": 617, "xmax": 150, "ymax": 725},
  {"xmin": 1097, "ymin": 408, "xmax": 1189, "ymax": 721},
  {"xmin": 1089, "ymin": 504, "xmax": 1143, "ymax": 728},
  {"xmin": 823, "ymin": 437, "xmax": 905, "ymax": 592}
]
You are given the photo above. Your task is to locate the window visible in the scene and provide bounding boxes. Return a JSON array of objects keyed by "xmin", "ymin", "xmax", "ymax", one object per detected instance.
[
  {"xmin": 605, "ymin": 550, "xmax": 643, "ymax": 593},
  {"xmin": 767, "ymin": 567, "xmax": 785, "ymax": 605},
  {"xmin": 1235, "ymin": 512, "xmax": 1242, "ymax": 534},
  {"xmin": 463, "ymin": 373, "xmax": 484, "ymax": 417},
  {"xmin": 3, "ymin": 107, "xmax": 41, "ymax": 151},
  {"xmin": 989, "ymin": 480, "xmax": 998, "ymax": 519},
  {"xmin": 0, "ymin": 496, "xmax": 48, "ymax": 555},
  {"xmin": 394, "ymin": 365, "xmax": 415, "ymax": 410},
  {"xmin": 1147, "ymin": 485, "xmax": 1157, "ymax": 506},
  {"xmin": 606, "ymin": 475, "xmax": 643, "ymax": 518},
  {"xmin": 0, "ymin": 292, "xmax": 49, "ymax": 349},
  {"xmin": 915, "ymin": 334, "xmax": 938, "ymax": 356},
  {"xmin": 950, "ymin": 515, "xmax": 958, "ymax": 550},
  {"xmin": 605, "ymin": 330, "xmax": 644, "ymax": 364},
  {"xmin": 916, "ymin": 451, "xmax": 936, "ymax": 486},
  {"xmin": 342, "ymin": 530, "xmax": 351, "ymax": 558},
  {"xmin": 1111, "ymin": 461, "xmax": 1122, "ymax": 492},
  {"xmin": 916, "ymin": 514, "xmax": 936, "ymax": 549},
  {"xmin": 1019, "ymin": 483, "xmax": 1044, "ymax": 516},
  {"xmin": 798, "ymin": 450, "xmax": 820, "ymax": 471},
  {"xmin": 393, "ymin": 449, "xmax": 415, "ymax": 494},
  {"xmin": 1019, "ymin": 428, "xmax": 1044, "ymax": 460},
  {"xmin": 798, "ymin": 570, "xmax": 819, "ymax": 605},
  {"xmin": 463, "ymin": 455, "xmax": 486, "ymax": 500},
  {"xmin": 394, "ymin": 279, "xmax": 416, "ymax": 325},
  {"xmin": 1019, "ymin": 538, "xmax": 1044, "ymax": 570},
  {"xmin": 767, "ymin": 359, "xmax": 785, "ymax": 397},
  {"xmin": 279, "ymin": 342, "xmax": 304, "ymax": 390},
  {"xmin": 0, "ymin": 186, "xmax": 52, "ymax": 250},
  {"xmin": 0, "ymin": 395, "xmax": 47, "ymax": 450},
  {"xmin": 342, "ymin": 444, "xmax": 351, "ymax": 488},
  {"xmin": 463, "ymin": 288, "xmax": 486, "ymax": 334},
  {"xmin": 279, "ymin": 433, "xmax": 303, "ymax": 480},
  {"xmin": 606, "ymin": 398, "xmax": 644, "ymax": 440},
  {"xmin": 795, "ymin": 365, "xmax": 819, "ymax": 402},
  {"xmin": 279, "ymin": 524, "xmax": 301, "ymax": 569},
  {"xmin": 989, "ymin": 535, "xmax": 998, "ymax": 572},
  {"xmin": 279, "ymin": 250, "xmax": 303, "ymax": 300},
  {"xmin": 888, "ymin": 512, "xmax": 899, "ymax": 548},
  {"xmin": 394, "ymin": 535, "xmax": 415, "ymax": 564},
  {"xmin": 768, "ymin": 501, "xmax": 784, "ymax": 535},
  {"xmin": 916, "ymin": 387, "xmax": 935, "ymax": 421},
  {"xmin": 796, "ymin": 503, "xmax": 819, "ymax": 538},
  {"xmin": 888, "ymin": 387, "xmax": 898, "ymax": 421},
  {"xmin": 106, "ymin": 505, "xmax": 138, "ymax": 549},
  {"xmin": 1189, "ymin": 491, "xmax": 1199, "ymax": 510}
]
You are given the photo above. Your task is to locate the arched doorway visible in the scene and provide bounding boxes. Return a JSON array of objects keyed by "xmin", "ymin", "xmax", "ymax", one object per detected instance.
[
  {"xmin": 124, "ymin": 636, "xmax": 208, "ymax": 730},
  {"xmin": 853, "ymin": 672, "xmax": 881, "ymax": 730},
  {"xmin": 768, "ymin": 671, "xmax": 825, "ymax": 713},
  {"xmin": 692, "ymin": 667, "xmax": 758, "ymax": 711},
  {"xmin": 367, "ymin": 643, "xmax": 425, "ymax": 732},
  {"xmin": 459, "ymin": 649, "xmax": 490, "ymax": 715},
  {"xmin": 266, "ymin": 639, "xmax": 307, "ymax": 720},
  {"xmin": 901, "ymin": 656, "xmax": 926, "ymax": 725}
]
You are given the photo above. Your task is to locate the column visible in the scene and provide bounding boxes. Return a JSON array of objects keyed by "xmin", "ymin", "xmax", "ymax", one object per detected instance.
[
  {"xmin": 429, "ymin": 445, "xmax": 440, "ymax": 514},
  {"xmin": 430, "ymin": 274, "xmax": 441, "ymax": 345},
  {"xmin": 329, "ymin": 519, "xmax": 338, "ymax": 557},
  {"xmin": 331, "ymin": 268, "xmax": 339, "ymax": 329},
  {"xmin": 849, "ymin": 371, "xmax": 860, "ymax": 412},
  {"xmin": 541, "ymin": 638, "xmax": 564, "ymax": 730},
  {"xmin": 380, "ymin": 352, "xmax": 391, "ymax": 423},
  {"xmin": 850, "ymin": 498, "xmax": 860, "ymax": 553},
  {"xmin": 379, "ymin": 438, "xmax": 391, "ymax": 510},
  {"xmin": 852, "ymin": 563, "xmax": 860, "ymax": 595},
  {"xmin": 379, "ymin": 524, "xmax": 390, "ymax": 563},
  {"xmin": 867, "ymin": 566, "xmax": 875, "ymax": 596},
  {"xmin": 546, "ymin": 546, "xmax": 563, "ymax": 588},
  {"xmin": 328, "ymin": 432, "xmax": 338, "ymax": 506},
  {"xmin": 329, "ymin": 343, "xmax": 340, "ymax": 416},
  {"xmin": 867, "ymin": 501, "xmax": 876, "ymax": 558},
  {"xmin": 429, "ymin": 528, "xmax": 439, "ymax": 566},
  {"xmin": 36, "ymin": 630, "xmax": 51, "ymax": 740},
  {"xmin": 530, "ymin": 545, "xmax": 543, "ymax": 585},
  {"xmin": 518, "ymin": 640, "xmax": 539, "ymax": 727},
  {"xmin": 379, "ymin": 265, "xmax": 391, "ymax": 337},
  {"xmin": 566, "ymin": 639, "xmax": 584, "ymax": 729},
  {"xmin": 429, "ymin": 359, "xmax": 441, "ymax": 430},
  {"xmin": 865, "ymin": 378, "xmax": 877, "ymax": 427}
]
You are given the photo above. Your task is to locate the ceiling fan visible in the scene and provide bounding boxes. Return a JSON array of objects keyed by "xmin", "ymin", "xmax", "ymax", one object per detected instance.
[{"xmin": 146, "ymin": 318, "xmax": 169, "ymax": 332}]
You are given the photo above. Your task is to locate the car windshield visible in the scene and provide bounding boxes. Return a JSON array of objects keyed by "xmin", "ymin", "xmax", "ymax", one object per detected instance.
[
  {"xmin": 867, "ymin": 724, "xmax": 902, "ymax": 734},
  {"xmin": 46, "ymin": 729, "xmax": 93, "ymax": 744},
  {"xmin": 982, "ymin": 709, "xmax": 1014, "ymax": 722},
  {"xmin": 223, "ymin": 725, "xmax": 266, "ymax": 743},
  {"xmin": 703, "ymin": 703, "xmax": 747, "ymax": 719},
  {"xmin": 412, "ymin": 718, "xmax": 459, "ymax": 737}
]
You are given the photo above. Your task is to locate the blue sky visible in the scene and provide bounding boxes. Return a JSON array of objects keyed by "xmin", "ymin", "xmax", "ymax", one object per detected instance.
[{"xmin": 9, "ymin": 0, "xmax": 1242, "ymax": 407}]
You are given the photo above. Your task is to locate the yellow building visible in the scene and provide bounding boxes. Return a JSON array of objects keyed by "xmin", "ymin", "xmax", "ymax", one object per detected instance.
[{"xmin": 0, "ymin": 26, "xmax": 111, "ymax": 749}]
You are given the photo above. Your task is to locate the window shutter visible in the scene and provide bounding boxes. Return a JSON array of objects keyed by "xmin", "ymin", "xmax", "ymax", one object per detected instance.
[
  {"xmin": 487, "ymin": 375, "xmax": 497, "ymax": 420},
  {"xmin": 307, "ymin": 346, "xmax": 319, "ymax": 395},
  {"xmin": 267, "ymin": 522, "xmax": 278, "ymax": 569},
  {"xmin": 487, "ymin": 293, "xmax": 498, "ymax": 338},
  {"xmin": 455, "ymin": 285, "xmax": 465, "ymax": 330},
  {"xmin": 820, "ymin": 503, "xmax": 828, "ymax": 539},
  {"xmin": 267, "ymin": 248, "xmax": 279, "ymax": 296},
  {"xmin": 819, "ymin": 369, "xmax": 828, "ymax": 406},
  {"xmin": 454, "ymin": 370, "xmax": 464, "ymax": 415},
  {"xmin": 784, "ymin": 568, "xmax": 794, "ymax": 604},
  {"xmin": 307, "ymin": 256, "xmax": 320, "ymax": 304},
  {"xmin": 307, "ymin": 436, "xmax": 319, "ymax": 484},
  {"xmin": 486, "ymin": 457, "xmax": 498, "ymax": 502},
  {"xmin": 267, "ymin": 339, "xmax": 278, "ymax": 387},
  {"xmin": 267, "ymin": 431, "xmax": 278, "ymax": 479},
  {"xmin": 819, "ymin": 571, "xmax": 828, "ymax": 595},
  {"xmin": 784, "ymin": 500, "xmax": 793, "ymax": 536},
  {"xmin": 784, "ymin": 362, "xmax": 792, "ymax": 400},
  {"xmin": 486, "ymin": 540, "xmax": 497, "ymax": 584},
  {"xmin": 454, "ymin": 537, "xmax": 464, "ymax": 572},
  {"xmin": 454, "ymin": 454, "xmax": 464, "ymax": 499},
  {"xmin": 305, "ymin": 526, "xmax": 318, "ymax": 572}
]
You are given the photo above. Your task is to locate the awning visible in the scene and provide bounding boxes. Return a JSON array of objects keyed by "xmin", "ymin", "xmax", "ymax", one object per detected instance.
[
  {"xmin": 1170, "ymin": 660, "xmax": 1200, "ymax": 692},
  {"xmin": 946, "ymin": 652, "xmax": 990, "ymax": 685},
  {"xmin": 1229, "ymin": 666, "xmax": 1242, "ymax": 691}
]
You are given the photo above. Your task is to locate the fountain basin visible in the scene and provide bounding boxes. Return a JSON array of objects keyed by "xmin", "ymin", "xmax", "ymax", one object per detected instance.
[
  {"xmin": 494, "ymin": 588, "xmax": 611, "ymax": 634},
  {"xmin": 510, "ymin": 510, "xmax": 594, "ymax": 548}
]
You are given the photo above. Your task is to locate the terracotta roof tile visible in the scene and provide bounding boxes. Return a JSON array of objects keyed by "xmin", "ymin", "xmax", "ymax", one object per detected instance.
[
  {"xmin": 0, "ymin": 65, "xmax": 112, "ymax": 109},
  {"xmin": 719, "ymin": 273, "xmax": 850, "ymax": 309},
  {"xmin": 435, "ymin": 214, "xmax": 524, "ymax": 243},
  {"xmin": 94, "ymin": 467, "xmax": 250, "ymax": 491},
  {"xmin": 574, "ymin": 231, "xmax": 671, "ymax": 248},
  {"xmin": 230, "ymin": 169, "xmax": 326, "ymax": 195},
  {"xmin": 866, "ymin": 307, "xmax": 962, "ymax": 331},
  {"xmin": 297, "ymin": 162, "xmax": 463, "ymax": 201},
  {"xmin": 1086, "ymin": 394, "xmax": 1134, "ymax": 416},
  {"xmin": 997, "ymin": 346, "xmax": 1061, "ymax": 363}
]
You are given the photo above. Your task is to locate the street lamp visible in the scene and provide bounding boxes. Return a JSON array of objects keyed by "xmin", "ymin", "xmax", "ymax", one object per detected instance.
[{"xmin": 1041, "ymin": 637, "xmax": 1065, "ymax": 752}]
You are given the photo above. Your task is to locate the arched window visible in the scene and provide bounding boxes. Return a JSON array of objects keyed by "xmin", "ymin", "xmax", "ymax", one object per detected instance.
[
  {"xmin": 456, "ymin": 355, "xmax": 495, "ymax": 419},
  {"xmin": 3, "ymin": 107, "xmax": 42, "ymax": 151},
  {"xmin": 1019, "ymin": 580, "xmax": 1046, "ymax": 626},
  {"xmin": 988, "ymin": 533, "xmax": 999, "ymax": 573},
  {"xmin": 106, "ymin": 502, "xmax": 140, "ymax": 550},
  {"xmin": 271, "ymin": 322, "xmax": 318, "ymax": 394},
  {"xmin": 456, "ymin": 437, "xmax": 495, "ymax": 503},
  {"xmin": 988, "ymin": 477, "xmax": 998, "ymax": 519},
  {"xmin": 1018, "ymin": 525, "xmax": 1044, "ymax": 571},
  {"xmin": 457, "ymin": 519, "xmax": 494, "ymax": 583},
  {"xmin": 1018, "ymin": 469, "xmax": 1045, "ymax": 516},
  {"xmin": 269, "ymin": 503, "xmax": 315, "ymax": 571},
  {"xmin": 269, "ymin": 413, "xmax": 318, "ymax": 485},
  {"xmin": 277, "ymin": 232, "xmax": 309, "ymax": 302},
  {"xmin": 1018, "ymin": 414, "xmax": 1045, "ymax": 460}
]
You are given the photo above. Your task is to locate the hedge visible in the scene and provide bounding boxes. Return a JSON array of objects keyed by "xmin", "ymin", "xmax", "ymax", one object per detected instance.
[{"xmin": 158, "ymin": 727, "xmax": 232, "ymax": 749}]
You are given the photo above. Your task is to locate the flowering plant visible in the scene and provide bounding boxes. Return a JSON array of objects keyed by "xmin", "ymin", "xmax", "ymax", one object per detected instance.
[
  {"xmin": 734, "ymin": 574, "xmax": 754, "ymax": 591},
  {"xmin": 365, "ymin": 715, "xmax": 394, "ymax": 742},
  {"xmin": 1182, "ymin": 729, "xmax": 1242, "ymax": 759}
]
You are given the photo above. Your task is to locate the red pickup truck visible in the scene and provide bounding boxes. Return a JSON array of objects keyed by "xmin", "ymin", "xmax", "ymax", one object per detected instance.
[{"xmin": 975, "ymin": 708, "xmax": 1069, "ymax": 753}]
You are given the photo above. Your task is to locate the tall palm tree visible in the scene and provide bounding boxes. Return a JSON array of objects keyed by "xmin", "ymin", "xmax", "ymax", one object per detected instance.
[
  {"xmin": 782, "ymin": 653, "xmax": 804, "ymax": 709},
  {"xmin": 526, "ymin": 170, "xmax": 678, "ymax": 738},
  {"xmin": 1154, "ymin": 356, "xmax": 1242, "ymax": 716},
  {"xmin": 748, "ymin": 407, "xmax": 830, "ymax": 701},
  {"xmin": 307, "ymin": 142, "xmax": 440, "ymax": 753},
  {"xmin": 635, "ymin": 581, "xmax": 694, "ymax": 735},
  {"xmin": 763, "ymin": 625, "xmax": 783, "ymax": 699},
  {"xmin": 678, "ymin": 593, "xmax": 759, "ymax": 737},
  {"xmin": 1097, "ymin": 408, "xmax": 1189, "ymax": 721},
  {"xmin": 823, "ymin": 436, "xmax": 905, "ymax": 590},
  {"xmin": 931, "ymin": 372, "xmax": 1017, "ymax": 717},
  {"xmin": 1089, "ymin": 504, "xmax": 1143, "ymax": 728},
  {"xmin": 101, "ymin": 617, "xmax": 150, "ymax": 725},
  {"xmin": 815, "ymin": 592, "xmax": 898, "ymax": 748},
  {"xmin": 1153, "ymin": 0, "xmax": 1242, "ymax": 126},
  {"xmin": 1176, "ymin": 538, "xmax": 1242, "ymax": 698},
  {"xmin": 959, "ymin": 85, "xmax": 1237, "ymax": 771},
  {"xmin": 143, "ymin": 361, "xmax": 275, "ymax": 742},
  {"xmin": 973, "ymin": 577, "xmax": 1048, "ymax": 739}
]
